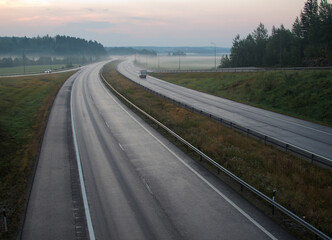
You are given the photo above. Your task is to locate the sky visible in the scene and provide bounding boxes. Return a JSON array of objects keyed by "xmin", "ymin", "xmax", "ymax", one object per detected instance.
[{"xmin": 0, "ymin": 0, "xmax": 324, "ymax": 47}]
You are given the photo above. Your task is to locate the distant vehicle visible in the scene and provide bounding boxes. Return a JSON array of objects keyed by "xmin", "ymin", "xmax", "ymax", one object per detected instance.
[
  {"xmin": 44, "ymin": 69, "xmax": 52, "ymax": 73},
  {"xmin": 139, "ymin": 70, "xmax": 147, "ymax": 79}
]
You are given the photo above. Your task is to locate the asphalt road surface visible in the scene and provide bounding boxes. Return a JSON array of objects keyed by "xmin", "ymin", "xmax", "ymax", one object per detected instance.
[
  {"xmin": 117, "ymin": 60, "xmax": 332, "ymax": 161},
  {"xmin": 22, "ymin": 61, "xmax": 296, "ymax": 240}
]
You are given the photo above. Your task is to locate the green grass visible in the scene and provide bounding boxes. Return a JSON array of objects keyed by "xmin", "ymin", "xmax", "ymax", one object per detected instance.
[
  {"xmin": 0, "ymin": 64, "xmax": 79, "ymax": 76},
  {"xmin": 0, "ymin": 71, "xmax": 75, "ymax": 239},
  {"xmin": 151, "ymin": 70, "xmax": 332, "ymax": 125},
  {"xmin": 103, "ymin": 61, "xmax": 332, "ymax": 238}
]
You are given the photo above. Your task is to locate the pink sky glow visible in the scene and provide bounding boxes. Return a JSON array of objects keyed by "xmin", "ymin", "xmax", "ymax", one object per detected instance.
[{"xmin": 0, "ymin": 0, "xmax": 313, "ymax": 47}]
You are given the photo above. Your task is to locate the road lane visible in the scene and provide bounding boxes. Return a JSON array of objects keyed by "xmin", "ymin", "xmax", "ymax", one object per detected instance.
[
  {"xmin": 71, "ymin": 61, "xmax": 295, "ymax": 239},
  {"xmin": 117, "ymin": 60, "xmax": 332, "ymax": 161}
]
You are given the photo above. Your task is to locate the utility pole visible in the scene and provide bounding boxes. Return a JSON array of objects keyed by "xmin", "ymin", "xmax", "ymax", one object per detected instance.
[
  {"xmin": 279, "ymin": 31, "xmax": 282, "ymax": 68},
  {"xmin": 22, "ymin": 50, "xmax": 26, "ymax": 74},
  {"xmin": 211, "ymin": 42, "xmax": 216, "ymax": 71}
]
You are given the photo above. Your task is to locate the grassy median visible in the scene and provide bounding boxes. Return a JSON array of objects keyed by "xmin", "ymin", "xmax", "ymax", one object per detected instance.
[
  {"xmin": 103, "ymin": 61, "xmax": 332, "ymax": 238},
  {"xmin": 152, "ymin": 70, "xmax": 332, "ymax": 126},
  {"xmin": 0, "ymin": 71, "xmax": 75, "ymax": 239}
]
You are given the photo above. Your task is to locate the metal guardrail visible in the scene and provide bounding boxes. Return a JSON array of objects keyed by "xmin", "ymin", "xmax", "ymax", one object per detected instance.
[
  {"xmin": 100, "ymin": 69, "xmax": 331, "ymax": 240},
  {"xmin": 151, "ymin": 66, "xmax": 332, "ymax": 73},
  {"xmin": 152, "ymin": 68, "xmax": 265, "ymax": 73}
]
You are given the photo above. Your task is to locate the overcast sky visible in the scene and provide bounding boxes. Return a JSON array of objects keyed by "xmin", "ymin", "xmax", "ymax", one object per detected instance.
[{"xmin": 0, "ymin": 0, "xmax": 321, "ymax": 47}]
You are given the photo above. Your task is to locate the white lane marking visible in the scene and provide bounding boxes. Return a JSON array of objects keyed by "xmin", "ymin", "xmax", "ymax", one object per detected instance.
[
  {"xmin": 142, "ymin": 178, "xmax": 153, "ymax": 195},
  {"xmin": 145, "ymin": 183, "xmax": 153, "ymax": 195},
  {"xmin": 119, "ymin": 143, "xmax": 124, "ymax": 151},
  {"xmin": 99, "ymin": 79, "xmax": 278, "ymax": 240},
  {"xmin": 71, "ymin": 77, "xmax": 96, "ymax": 240}
]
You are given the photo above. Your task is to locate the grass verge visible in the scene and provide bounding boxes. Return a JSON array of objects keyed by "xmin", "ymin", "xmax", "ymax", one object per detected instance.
[
  {"xmin": 0, "ymin": 71, "xmax": 76, "ymax": 239},
  {"xmin": 103, "ymin": 61, "xmax": 332, "ymax": 238},
  {"xmin": 151, "ymin": 70, "xmax": 332, "ymax": 126}
]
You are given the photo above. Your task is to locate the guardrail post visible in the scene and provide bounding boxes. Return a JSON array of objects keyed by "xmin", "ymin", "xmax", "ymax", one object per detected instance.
[
  {"xmin": 272, "ymin": 190, "xmax": 276, "ymax": 215},
  {"xmin": 200, "ymin": 155, "xmax": 202, "ymax": 162},
  {"xmin": 285, "ymin": 144, "xmax": 289, "ymax": 153},
  {"xmin": 264, "ymin": 136, "xmax": 267, "ymax": 144},
  {"xmin": 247, "ymin": 129, "xmax": 250, "ymax": 136},
  {"xmin": 311, "ymin": 154, "xmax": 314, "ymax": 164},
  {"xmin": 241, "ymin": 184, "xmax": 243, "ymax": 192},
  {"xmin": 2, "ymin": 208, "xmax": 7, "ymax": 232}
]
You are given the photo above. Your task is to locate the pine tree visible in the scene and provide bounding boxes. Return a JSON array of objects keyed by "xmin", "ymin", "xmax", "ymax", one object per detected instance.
[{"xmin": 300, "ymin": 0, "xmax": 319, "ymax": 42}]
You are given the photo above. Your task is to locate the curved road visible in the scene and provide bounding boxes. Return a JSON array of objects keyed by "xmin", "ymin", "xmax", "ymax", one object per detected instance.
[
  {"xmin": 22, "ymin": 61, "xmax": 295, "ymax": 239},
  {"xmin": 117, "ymin": 60, "xmax": 332, "ymax": 161}
]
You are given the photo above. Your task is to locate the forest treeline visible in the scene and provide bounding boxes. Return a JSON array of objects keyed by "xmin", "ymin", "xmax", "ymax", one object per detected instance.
[
  {"xmin": 0, "ymin": 55, "xmax": 102, "ymax": 68},
  {"xmin": 220, "ymin": 0, "xmax": 332, "ymax": 67},
  {"xmin": 107, "ymin": 47, "xmax": 157, "ymax": 56},
  {"xmin": 0, "ymin": 35, "xmax": 107, "ymax": 56},
  {"xmin": 0, "ymin": 35, "xmax": 107, "ymax": 67}
]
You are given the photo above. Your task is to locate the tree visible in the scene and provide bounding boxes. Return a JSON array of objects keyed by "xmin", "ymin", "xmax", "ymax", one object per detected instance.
[
  {"xmin": 226, "ymin": 0, "xmax": 331, "ymax": 67},
  {"xmin": 300, "ymin": 0, "xmax": 319, "ymax": 44},
  {"xmin": 22, "ymin": 51, "xmax": 27, "ymax": 73},
  {"xmin": 318, "ymin": 0, "xmax": 332, "ymax": 42},
  {"xmin": 292, "ymin": 17, "xmax": 302, "ymax": 39},
  {"xmin": 219, "ymin": 55, "xmax": 231, "ymax": 68},
  {"xmin": 252, "ymin": 23, "xmax": 268, "ymax": 66}
]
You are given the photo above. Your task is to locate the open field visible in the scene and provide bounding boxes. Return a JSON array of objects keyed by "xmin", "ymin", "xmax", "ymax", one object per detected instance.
[
  {"xmin": 0, "ymin": 64, "xmax": 79, "ymax": 76},
  {"xmin": 152, "ymin": 70, "xmax": 332, "ymax": 126},
  {"xmin": 0, "ymin": 71, "xmax": 75, "ymax": 239},
  {"xmin": 134, "ymin": 55, "xmax": 222, "ymax": 70},
  {"xmin": 103, "ymin": 61, "xmax": 332, "ymax": 238}
]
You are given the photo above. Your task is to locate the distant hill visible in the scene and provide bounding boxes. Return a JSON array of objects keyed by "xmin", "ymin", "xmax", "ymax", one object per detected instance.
[
  {"xmin": 0, "ymin": 35, "xmax": 107, "ymax": 56},
  {"xmin": 106, "ymin": 47, "xmax": 157, "ymax": 56},
  {"xmin": 106, "ymin": 46, "xmax": 230, "ymax": 56},
  {"xmin": 132, "ymin": 46, "xmax": 230, "ymax": 56}
]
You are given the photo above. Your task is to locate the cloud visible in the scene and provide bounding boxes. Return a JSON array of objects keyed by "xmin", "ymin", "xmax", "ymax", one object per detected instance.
[
  {"xmin": 67, "ymin": 21, "xmax": 115, "ymax": 29},
  {"xmin": 0, "ymin": 0, "xmax": 51, "ymax": 7},
  {"xmin": 84, "ymin": 8, "xmax": 95, "ymax": 12},
  {"xmin": 0, "ymin": 0, "xmax": 308, "ymax": 47},
  {"xmin": 127, "ymin": 16, "xmax": 154, "ymax": 21}
]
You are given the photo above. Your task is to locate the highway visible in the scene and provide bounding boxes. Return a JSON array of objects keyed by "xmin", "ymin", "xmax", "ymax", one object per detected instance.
[
  {"xmin": 22, "ymin": 61, "xmax": 296, "ymax": 239},
  {"xmin": 117, "ymin": 60, "xmax": 332, "ymax": 161}
]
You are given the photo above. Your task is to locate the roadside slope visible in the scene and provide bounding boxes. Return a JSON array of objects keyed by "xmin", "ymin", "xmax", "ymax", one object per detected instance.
[{"xmin": 151, "ymin": 70, "xmax": 332, "ymax": 126}]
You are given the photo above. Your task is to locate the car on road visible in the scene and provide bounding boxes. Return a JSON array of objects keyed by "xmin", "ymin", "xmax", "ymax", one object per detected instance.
[{"xmin": 139, "ymin": 70, "xmax": 147, "ymax": 79}]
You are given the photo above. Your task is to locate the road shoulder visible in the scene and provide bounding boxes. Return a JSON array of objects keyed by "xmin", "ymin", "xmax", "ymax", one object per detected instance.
[{"xmin": 21, "ymin": 72, "xmax": 88, "ymax": 239}]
